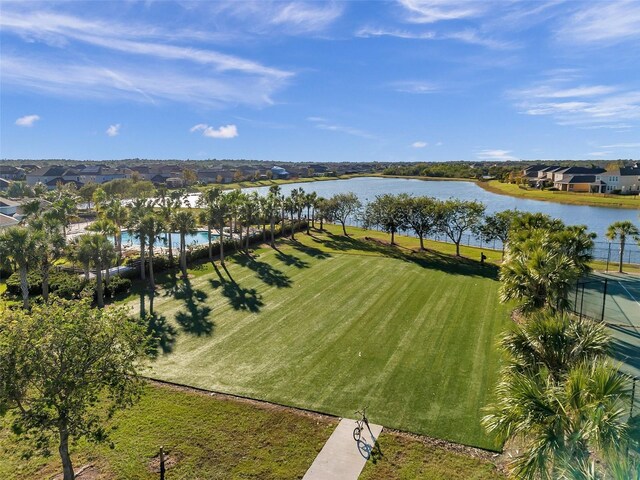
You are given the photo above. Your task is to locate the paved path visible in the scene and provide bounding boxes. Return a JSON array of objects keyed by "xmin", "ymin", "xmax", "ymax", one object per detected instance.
[{"xmin": 303, "ymin": 418, "xmax": 383, "ymax": 480}]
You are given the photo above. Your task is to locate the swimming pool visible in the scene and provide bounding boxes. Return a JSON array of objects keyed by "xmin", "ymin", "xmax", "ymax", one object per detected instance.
[{"xmin": 119, "ymin": 230, "xmax": 219, "ymax": 249}]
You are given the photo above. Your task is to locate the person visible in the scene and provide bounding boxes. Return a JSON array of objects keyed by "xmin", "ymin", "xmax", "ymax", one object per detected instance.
[{"xmin": 480, "ymin": 252, "xmax": 487, "ymax": 264}]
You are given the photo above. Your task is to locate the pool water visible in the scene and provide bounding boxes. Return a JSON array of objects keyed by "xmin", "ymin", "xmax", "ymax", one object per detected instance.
[{"xmin": 119, "ymin": 230, "xmax": 219, "ymax": 249}]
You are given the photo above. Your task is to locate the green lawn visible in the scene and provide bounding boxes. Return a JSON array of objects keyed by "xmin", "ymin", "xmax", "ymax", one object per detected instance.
[
  {"xmin": 0, "ymin": 381, "xmax": 505, "ymax": 479},
  {"xmin": 127, "ymin": 225, "xmax": 509, "ymax": 450},
  {"xmin": 0, "ymin": 382, "xmax": 335, "ymax": 480}
]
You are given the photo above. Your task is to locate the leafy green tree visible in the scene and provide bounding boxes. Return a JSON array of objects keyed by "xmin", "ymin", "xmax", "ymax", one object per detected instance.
[
  {"xmin": 329, "ymin": 192, "xmax": 362, "ymax": 237},
  {"xmin": 478, "ymin": 209, "xmax": 520, "ymax": 259},
  {"xmin": 173, "ymin": 210, "xmax": 197, "ymax": 278},
  {"xmin": 606, "ymin": 220, "xmax": 640, "ymax": 273},
  {"xmin": 0, "ymin": 226, "xmax": 38, "ymax": 308},
  {"xmin": 78, "ymin": 182, "xmax": 98, "ymax": 211},
  {"xmin": 401, "ymin": 196, "xmax": 440, "ymax": 250},
  {"xmin": 78, "ymin": 233, "xmax": 115, "ymax": 308},
  {"xmin": 0, "ymin": 298, "xmax": 146, "ymax": 480},
  {"xmin": 363, "ymin": 193, "xmax": 408, "ymax": 244},
  {"xmin": 437, "ymin": 199, "xmax": 485, "ymax": 256},
  {"xmin": 50, "ymin": 191, "xmax": 78, "ymax": 237}
]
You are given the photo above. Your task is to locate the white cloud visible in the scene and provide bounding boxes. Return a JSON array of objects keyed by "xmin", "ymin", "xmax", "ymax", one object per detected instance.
[
  {"xmin": 512, "ymin": 76, "xmax": 640, "ymax": 127},
  {"xmin": 588, "ymin": 151, "xmax": 611, "ymax": 157},
  {"xmin": 15, "ymin": 114, "xmax": 40, "ymax": 127},
  {"xmin": 557, "ymin": 1, "xmax": 640, "ymax": 44},
  {"xmin": 599, "ymin": 143, "xmax": 640, "ymax": 148},
  {"xmin": 476, "ymin": 149, "xmax": 518, "ymax": 161},
  {"xmin": 271, "ymin": 2, "xmax": 344, "ymax": 33},
  {"xmin": 398, "ymin": 0, "xmax": 486, "ymax": 24},
  {"xmin": 412, "ymin": 141, "xmax": 428, "ymax": 148},
  {"xmin": 355, "ymin": 27, "xmax": 436, "ymax": 40},
  {"xmin": 436, "ymin": 141, "xmax": 443, "ymax": 146},
  {"xmin": 106, "ymin": 124, "xmax": 121, "ymax": 137},
  {"xmin": 191, "ymin": 124, "xmax": 238, "ymax": 139},
  {"xmin": 355, "ymin": 26, "xmax": 512, "ymax": 49},
  {"xmin": 391, "ymin": 81, "xmax": 439, "ymax": 94}
]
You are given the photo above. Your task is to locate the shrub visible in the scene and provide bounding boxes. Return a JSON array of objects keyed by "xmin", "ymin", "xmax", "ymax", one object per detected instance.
[{"xmin": 104, "ymin": 276, "xmax": 131, "ymax": 298}]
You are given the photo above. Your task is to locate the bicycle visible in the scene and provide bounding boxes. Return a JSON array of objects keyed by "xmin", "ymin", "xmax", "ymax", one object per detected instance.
[{"xmin": 353, "ymin": 407, "xmax": 369, "ymax": 442}]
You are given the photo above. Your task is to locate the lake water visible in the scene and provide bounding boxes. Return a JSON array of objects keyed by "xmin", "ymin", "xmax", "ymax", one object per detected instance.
[
  {"xmin": 241, "ymin": 177, "xmax": 639, "ymax": 238},
  {"xmin": 182, "ymin": 177, "xmax": 639, "ymax": 261}
]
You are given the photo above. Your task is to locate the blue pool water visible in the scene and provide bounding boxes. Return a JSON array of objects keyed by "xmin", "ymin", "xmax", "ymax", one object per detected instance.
[{"xmin": 119, "ymin": 230, "xmax": 219, "ymax": 249}]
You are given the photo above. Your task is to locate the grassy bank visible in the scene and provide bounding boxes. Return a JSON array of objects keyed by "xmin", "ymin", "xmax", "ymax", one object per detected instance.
[
  {"xmin": 478, "ymin": 180, "xmax": 640, "ymax": 209},
  {"xmin": 0, "ymin": 381, "xmax": 505, "ymax": 479},
  {"xmin": 194, "ymin": 174, "xmax": 361, "ymax": 192},
  {"xmin": 123, "ymin": 224, "xmax": 509, "ymax": 450}
]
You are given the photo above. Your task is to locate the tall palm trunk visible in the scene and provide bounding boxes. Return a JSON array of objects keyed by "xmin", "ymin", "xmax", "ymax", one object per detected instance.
[
  {"xmin": 148, "ymin": 243, "xmax": 155, "ymax": 292},
  {"xmin": 96, "ymin": 262, "xmax": 104, "ymax": 308},
  {"xmin": 208, "ymin": 223, "xmax": 213, "ymax": 260},
  {"xmin": 238, "ymin": 221, "xmax": 243, "ymax": 250},
  {"xmin": 19, "ymin": 265, "xmax": 29, "ymax": 309},
  {"xmin": 168, "ymin": 232, "xmax": 174, "ymax": 266},
  {"xmin": 246, "ymin": 223, "xmax": 250, "ymax": 252},
  {"xmin": 219, "ymin": 217, "xmax": 225, "ymax": 265},
  {"xmin": 83, "ymin": 262, "xmax": 90, "ymax": 281},
  {"xmin": 270, "ymin": 215, "xmax": 276, "ymax": 247},
  {"xmin": 180, "ymin": 234, "xmax": 187, "ymax": 278},
  {"xmin": 59, "ymin": 425, "xmax": 74, "ymax": 480},
  {"xmin": 291, "ymin": 212, "xmax": 296, "ymax": 239},
  {"xmin": 263, "ymin": 223, "xmax": 267, "ymax": 243},
  {"xmin": 306, "ymin": 206, "xmax": 311, "ymax": 234},
  {"xmin": 619, "ymin": 237, "xmax": 625, "ymax": 273},
  {"xmin": 117, "ymin": 229, "xmax": 122, "ymax": 265},
  {"xmin": 139, "ymin": 239, "xmax": 146, "ymax": 280}
]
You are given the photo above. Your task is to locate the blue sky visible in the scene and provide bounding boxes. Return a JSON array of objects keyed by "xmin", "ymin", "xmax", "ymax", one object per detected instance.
[{"xmin": 1, "ymin": 0, "xmax": 639, "ymax": 163}]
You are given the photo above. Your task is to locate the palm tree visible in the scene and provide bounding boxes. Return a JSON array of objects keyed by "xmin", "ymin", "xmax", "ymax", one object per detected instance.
[
  {"xmin": 267, "ymin": 186, "xmax": 281, "ymax": 247},
  {"xmin": 156, "ymin": 191, "xmax": 180, "ymax": 265},
  {"xmin": 104, "ymin": 199, "xmax": 128, "ymax": 265},
  {"xmin": 78, "ymin": 234, "xmax": 115, "ymax": 308},
  {"xmin": 242, "ymin": 192, "xmax": 260, "ymax": 252},
  {"xmin": 304, "ymin": 191, "xmax": 317, "ymax": 234},
  {"xmin": 284, "ymin": 196, "xmax": 296, "ymax": 239},
  {"xmin": 172, "ymin": 210, "xmax": 196, "ymax": 278},
  {"xmin": 0, "ymin": 226, "xmax": 38, "ymax": 308},
  {"xmin": 606, "ymin": 220, "xmax": 640, "ymax": 273},
  {"xmin": 483, "ymin": 360, "xmax": 633, "ymax": 479},
  {"xmin": 290, "ymin": 188, "xmax": 306, "ymax": 237},
  {"xmin": 499, "ymin": 311, "xmax": 610, "ymax": 381},
  {"xmin": 31, "ymin": 216, "xmax": 66, "ymax": 302},
  {"xmin": 20, "ymin": 199, "xmax": 43, "ymax": 222},
  {"xmin": 139, "ymin": 213, "xmax": 164, "ymax": 295},
  {"xmin": 50, "ymin": 192, "xmax": 78, "ymax": 237},
  {"xmin": 128, "ymin": 197, "xmax": 153, "ymax": 280},
  {"xmin": 197, "ymin": 186, "xmax": 224, "ymax": 261}
]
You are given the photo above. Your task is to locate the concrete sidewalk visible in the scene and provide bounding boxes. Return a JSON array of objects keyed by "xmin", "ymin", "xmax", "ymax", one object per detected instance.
[{"xmin": 303, "ymin": 418, "xmax": 383, "ymax": 480}]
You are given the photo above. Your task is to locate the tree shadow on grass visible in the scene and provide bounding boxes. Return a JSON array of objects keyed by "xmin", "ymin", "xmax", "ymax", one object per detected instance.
[
  {"xmin": 273, "ymin": 248, "xmax": 310, "ymax": 269},
  {"xmin": 209, "ymin": 263, "xmax": 264, "ymax": 312},
  {"xmin": 288, "ymin": 240, "xmax": 332, "ymax": 260},
  {"xmin": 233, "ymin": 254, "xmax": 292, "ymax": 288},
  {"xmin": 143, "ymin": 312, "xmax": 178, "ymax": 358},
  {"xmin": 173, "ymin": 278, "xmax": 214, "ymax": 336},
  {"xmin": 314, "ymin": 232, "xmax": 499, "ymax": 280}
]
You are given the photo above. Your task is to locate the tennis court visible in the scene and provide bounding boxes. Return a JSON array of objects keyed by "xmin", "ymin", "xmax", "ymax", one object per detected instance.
[{"xmin": 571, "ymin": 273, "xmax": 640, "ymax": 419}]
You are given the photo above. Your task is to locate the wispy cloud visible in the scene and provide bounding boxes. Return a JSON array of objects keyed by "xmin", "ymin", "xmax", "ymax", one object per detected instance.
[
  {"xmin": 191, "ymin": 124, "xmax": 238, "ymax": 139},
  {"xmin": 15, "ymin": 114, "xmax": 40, "ymax": 127},
  {"xmin": 0, "ymin": 6, "xmax": 292, "ymax": 107},
  {"xmin": 391, "ymin": 81, "xmax": 439, "ymax": 94},
  {"xmin": 106, "ymin": 124, "xmax": 120, "ymax": 137},
  {"xmin": 477, "ymin": 149, "xmax": 518, "ymax": 161},
  {"xmin": 355, "ymin": 26, "xmax": 436, "ymax": 40},
  {"xmin": 412, "ymin": 141, "xmax": 428, "ymax": 148},
  {"xmin": 307, "ymin": 117, "xmax": 374, "ymax": 139},
  {"xmin": 398, "ymin": 0, "xmax": 486, "ymax": 24},
  {"xmin": 511, "ymin": 75, "xmax": 640, "ymax": 127},
  {"xmin": 599, "ymin": 143, "xmax": 640, "ymax": 149},
  {"xmin": 557, "ymin": 0, "xmax": 640, "ymax": 44},
  {"xmin": 587, "ymin": 151, "xmax": 611, "ymax": 157},
  {"xmin": 212, "ymin": 1, "xmax": 343, "ymax": 35}
]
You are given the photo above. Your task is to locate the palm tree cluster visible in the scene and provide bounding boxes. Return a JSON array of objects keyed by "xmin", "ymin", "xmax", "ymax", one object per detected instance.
[{"xmin": 485, "ymin": 213, "xmax": 638, "ymax": 479}]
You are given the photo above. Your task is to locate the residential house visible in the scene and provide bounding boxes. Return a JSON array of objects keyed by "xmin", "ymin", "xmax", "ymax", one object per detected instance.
[
  {"xmin": 0, "ymin": 165, "xmax": 26, "ymax": 180},
  {"xmin": 596, "ymin": 165, "xmax": 640, "ymax": 193},
  {"xmin": 26, "ymin": 165, "xmax": 128, "ymax": 189},
  {"xmin": 0, "ymin": 213, "xmax": 19, "ymax": 230},
  {"xmin": 0, "ymin": 197, "xmax": 20, "ymax": 216},
  {"xmin": 271, "ymin": 166, "xmax": 290, "ymax": 179},
  {"xmin": 552, "ymin": 167, "xmax": 607, "ymax": 192},
  {"xmin": 0, "ymin": 178, "xmax": 10, "ymax": 190}
]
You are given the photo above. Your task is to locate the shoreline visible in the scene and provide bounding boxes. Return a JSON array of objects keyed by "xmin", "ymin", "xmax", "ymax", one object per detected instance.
[{"xmin": 477, "ymin": 179, "xmax": 640, "ymax": 210}]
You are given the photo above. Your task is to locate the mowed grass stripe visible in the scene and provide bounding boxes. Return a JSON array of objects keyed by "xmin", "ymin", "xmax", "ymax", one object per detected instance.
[{"xmin": 136, "ymin": 229, "xmax": 509, "ymax": 449}]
